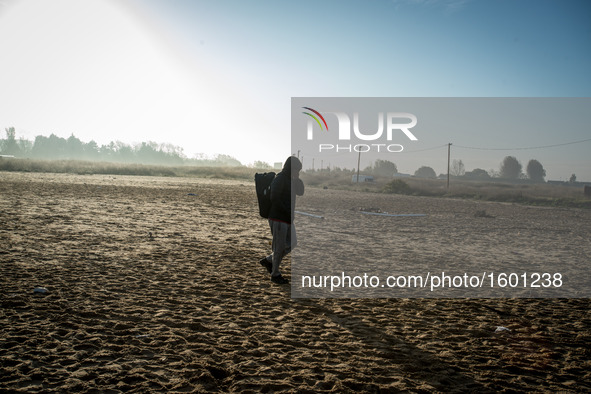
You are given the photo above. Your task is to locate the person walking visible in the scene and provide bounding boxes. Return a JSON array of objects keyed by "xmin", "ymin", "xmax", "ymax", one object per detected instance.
[{"xmin": 259, "ymin": 156, "xmax": 304, "ymax": 284}]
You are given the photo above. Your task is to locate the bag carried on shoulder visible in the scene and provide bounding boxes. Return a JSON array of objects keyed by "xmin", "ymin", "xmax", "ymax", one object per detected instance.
[{"xmin": 254, "ymin": 172, "xmax": 275, "ymax": 218}]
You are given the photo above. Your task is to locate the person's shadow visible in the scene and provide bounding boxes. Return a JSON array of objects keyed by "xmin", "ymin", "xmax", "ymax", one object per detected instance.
[{"xmin": 286, "ymin": 295, "xmax": 489, "ymax": 392}]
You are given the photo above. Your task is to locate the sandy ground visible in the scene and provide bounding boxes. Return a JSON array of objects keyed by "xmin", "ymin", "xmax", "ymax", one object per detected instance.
[
  {"xmin": 1, "ymin": 171, "xmax": 590, "ymax": 393},
  {"xmin": 292, "ymin": 183, "xmax": 590, "ymax": 298}
]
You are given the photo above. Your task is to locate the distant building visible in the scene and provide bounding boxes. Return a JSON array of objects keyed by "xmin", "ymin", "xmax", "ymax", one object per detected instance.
[
  {"xmin": 273, "ymin": 162, "xmax": 282, "ymax": 170},
  {"xmin": 352, "ymin": 175, "xmax": 374, "ymax": 183},
  {"xmin": 393, "ymin": 173, "xmax": 411, "ymax": 178}
]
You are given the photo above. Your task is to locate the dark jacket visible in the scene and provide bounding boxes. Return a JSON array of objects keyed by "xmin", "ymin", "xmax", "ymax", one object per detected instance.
[{"xmin": 268, "ymin": 157, "xmax": 304, "ymax": 224}]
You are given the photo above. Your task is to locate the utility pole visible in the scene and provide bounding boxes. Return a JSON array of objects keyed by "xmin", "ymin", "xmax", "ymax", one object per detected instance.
[
  {"xmin": 356, "ymin": 150, "xmax": 361, "ymax": 183},
  {"xmin": 312, "ymin": 158, "xmax": 315, "ymax": 172},
  {"xmin": 447, "ymin": 143, "xmax": 452, "ymax": 189}
]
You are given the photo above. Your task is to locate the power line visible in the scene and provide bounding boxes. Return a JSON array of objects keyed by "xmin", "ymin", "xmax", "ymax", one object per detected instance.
[
  {"xmin": 403, "ymin": 144, "xmax": 448, "ymax": 153},
  {"xmin": 454, "ymin": 137, "xmax": 591, "ymax": 151}
]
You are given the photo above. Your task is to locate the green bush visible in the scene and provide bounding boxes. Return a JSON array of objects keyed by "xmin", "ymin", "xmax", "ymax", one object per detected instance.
[{"xmin": 382, "ymin": 179, "xmax": 410, "ymax": 194}]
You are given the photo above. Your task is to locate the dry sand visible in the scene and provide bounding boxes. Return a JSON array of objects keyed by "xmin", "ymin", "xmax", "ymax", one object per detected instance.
[{"xmin": 1, "ymin": 171, "xmax": 590, "ymax": 392}]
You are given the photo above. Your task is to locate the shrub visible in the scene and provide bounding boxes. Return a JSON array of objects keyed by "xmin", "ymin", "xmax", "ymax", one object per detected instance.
[{"xmin": 382, "ymin": 179, "xmax": 410, "ymax": 194}]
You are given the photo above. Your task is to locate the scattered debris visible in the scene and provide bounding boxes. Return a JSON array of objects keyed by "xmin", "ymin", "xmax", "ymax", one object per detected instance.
[
  {"xmin": 295, "ymin": 211, "xmax": 324, "ymax": 219},
  {"xmin": 359, "ymin": 207, "xmax": 383, "ymax": 213},
  {"xmin": 494, "ymin": 326, "xmax": 511, "ymax": 333},
  {"xmin": 475, "ymin": 209, "xmax": 495, "ymax": 218},
  {"xmin": 33, "ymin": 287, "xmax": 48, "ymax": 294},
  {"xmin": 361, "ymin": 211, "xmax": 426, "ymax": 217}
]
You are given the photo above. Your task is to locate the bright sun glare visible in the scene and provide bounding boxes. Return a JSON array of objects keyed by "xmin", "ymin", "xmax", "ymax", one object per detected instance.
[{"xmin": 0, "ymin": 0, "xmax": 267, "ymax": 161}]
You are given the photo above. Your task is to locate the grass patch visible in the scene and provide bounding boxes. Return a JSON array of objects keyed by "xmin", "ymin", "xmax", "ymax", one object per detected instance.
[
  {"xmin": 302, "ymin": 171, "xmax": 591, "ymax": 209},
  {"xmin": 2, "ymin": 158, "xmax": 589, "ymax": 209},
  {"xmin": 0, "ymin": 157, "xmax": 262, "ymax": 180}
]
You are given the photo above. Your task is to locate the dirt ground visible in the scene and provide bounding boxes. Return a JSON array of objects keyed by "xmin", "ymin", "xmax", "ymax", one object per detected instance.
[{"xmin": 1, "ymin": 172, "xmax": 590, "ymax": 392}]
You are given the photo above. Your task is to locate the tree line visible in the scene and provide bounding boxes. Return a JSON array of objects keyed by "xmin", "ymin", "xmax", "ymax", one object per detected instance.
[
  {"xmin": 1, "ymin": 128, "xmax": 572, "ymax": 181},
  {"xmin": 306, "ymin": 157, "xmax": 563, "ymax": 183},
  {"xmin": 0, "ymin": 128, "xmax": 241, "ymax": 167},
  {"xmin": 447, "ymin": 156, "xmax": 549, "ymax": 182}
]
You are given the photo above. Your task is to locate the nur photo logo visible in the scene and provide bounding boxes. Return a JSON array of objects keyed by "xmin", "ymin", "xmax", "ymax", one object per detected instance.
[
  {"xmin": 302, "ymin": 106, "xmax": 419, "ymax": 153},
  {"xmin": 302, "ymin": 107, "xmax": 329, "ymax": 134}
]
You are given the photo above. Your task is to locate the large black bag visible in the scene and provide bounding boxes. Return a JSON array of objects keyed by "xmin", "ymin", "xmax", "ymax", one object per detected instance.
[{"xmin": 254, "ymin": 172, "xmax": 276, "ymax": 218}]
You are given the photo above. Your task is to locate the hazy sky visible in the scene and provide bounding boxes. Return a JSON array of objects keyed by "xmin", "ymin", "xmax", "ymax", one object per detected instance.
[{"xmin": 1, "ymin": 0, "xmax": 590, "ymax": 179}]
